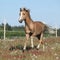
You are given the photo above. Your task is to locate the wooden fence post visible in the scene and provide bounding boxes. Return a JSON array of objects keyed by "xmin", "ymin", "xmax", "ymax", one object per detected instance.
[{"xmin": 4, "ymin": 18, "xmax": 6, "ymax": 40}]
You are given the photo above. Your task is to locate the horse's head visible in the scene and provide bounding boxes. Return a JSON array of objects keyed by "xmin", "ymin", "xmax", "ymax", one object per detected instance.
[{"xmin": 18, "ymin": 8, "xmax": 30, "ymax": 23}]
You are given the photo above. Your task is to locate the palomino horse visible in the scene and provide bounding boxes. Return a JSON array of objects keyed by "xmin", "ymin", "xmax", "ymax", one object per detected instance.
[{"xmin": 18, "ymin": 8, "xmax": 47, "ymax": 51}]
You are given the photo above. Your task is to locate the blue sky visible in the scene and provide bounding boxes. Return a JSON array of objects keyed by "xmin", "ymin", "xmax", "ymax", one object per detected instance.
[{"xmin": 0, "ymin": 0, "xmax": 60, "ymax": 28}]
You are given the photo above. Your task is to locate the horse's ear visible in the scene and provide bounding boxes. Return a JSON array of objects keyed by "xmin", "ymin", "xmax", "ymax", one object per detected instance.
[
  {"xmin": 23, "ymin": 8, "xmax": 26, "ymax": 10},
  {"xmin": 20, "ymin": 8, "xmax": 22, "ymax": 11},
  {"xmin": 28, "ymin": 9, "xmax": 30, "ymax": 12},
  {"xmin": 26, "ymin": 9, "xmax": 30, "ymax": 12}
]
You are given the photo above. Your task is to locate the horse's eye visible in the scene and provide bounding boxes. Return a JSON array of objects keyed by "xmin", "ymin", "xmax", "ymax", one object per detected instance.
[{"xmin": 23, "ymin": 13, "xmax": 25, "ymax": 15}]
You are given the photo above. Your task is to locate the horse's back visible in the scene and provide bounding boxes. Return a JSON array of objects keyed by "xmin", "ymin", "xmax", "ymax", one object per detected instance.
[{"xmin": 33, "ymin": 21, "xmax": 46, "ymax": 33}]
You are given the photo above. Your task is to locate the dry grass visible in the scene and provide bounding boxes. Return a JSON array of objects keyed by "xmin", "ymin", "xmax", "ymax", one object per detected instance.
[{"xmin": 0, "ymin": 37, "xmax": 60, "ymax": 60}]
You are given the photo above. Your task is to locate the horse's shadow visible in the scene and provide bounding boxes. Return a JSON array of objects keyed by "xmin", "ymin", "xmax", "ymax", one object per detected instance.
[
  {"xmin": 9, "ymin": 45, "xmax": 37, "ymax": 51},
  {"xmin": 9, "ymin": 45, "xmax": 23, "ymax": 51}
]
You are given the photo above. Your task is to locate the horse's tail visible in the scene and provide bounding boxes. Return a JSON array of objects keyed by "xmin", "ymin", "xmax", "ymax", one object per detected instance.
[{"xmin": 44, "ymin": 24, "xmax": 49, "ymax": 33}]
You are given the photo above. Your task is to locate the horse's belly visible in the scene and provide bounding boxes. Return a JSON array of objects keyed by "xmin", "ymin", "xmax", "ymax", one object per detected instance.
[{"xmin": 35, "ymin": 30, "xmax": 42, "ymax": 35}]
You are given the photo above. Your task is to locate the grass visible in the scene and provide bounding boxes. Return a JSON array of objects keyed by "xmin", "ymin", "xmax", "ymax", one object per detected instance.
[{"xmin": 0, "ymin": 37, "xmax": 60, "ymax": 60}]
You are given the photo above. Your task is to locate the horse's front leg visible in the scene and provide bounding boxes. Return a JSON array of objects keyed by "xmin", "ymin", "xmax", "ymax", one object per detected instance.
[
  {"xmin": 37, "ymin": 33, "xmax": 43, "ymax": 49},
  {"xmin": 23, "ymin": 34, "xmax": 29, "ymax": 50},
  {"xmin": 30, "ymin": 36, "xmax": 34, "ymax": 48}
]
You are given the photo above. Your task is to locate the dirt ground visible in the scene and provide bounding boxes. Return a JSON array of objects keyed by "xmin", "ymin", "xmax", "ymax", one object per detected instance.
[{"xmin": 0, "ymin": 37, "xmax": 60, "ymax": 60}]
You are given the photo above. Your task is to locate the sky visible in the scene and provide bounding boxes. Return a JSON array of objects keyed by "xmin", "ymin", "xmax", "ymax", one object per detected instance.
[{"xmin": 0, "ymin": 0, "xmax": 60, "ymax": 28}]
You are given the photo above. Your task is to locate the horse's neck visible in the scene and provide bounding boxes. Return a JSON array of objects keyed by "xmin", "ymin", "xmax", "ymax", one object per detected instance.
[{"xmin": 25, "ymin": 17, "xmax": 33, "ymax": 27}]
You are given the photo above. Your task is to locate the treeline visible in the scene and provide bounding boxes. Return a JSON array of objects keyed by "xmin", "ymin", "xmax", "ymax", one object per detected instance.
[{"xmin": 0, "ymin": 23, "xmax": 24, "ymax": 31}]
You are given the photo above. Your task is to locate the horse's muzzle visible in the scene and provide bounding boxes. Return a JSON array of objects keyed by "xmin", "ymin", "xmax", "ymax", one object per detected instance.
[
  {"xmin": 19, "ymin": 21, "xmax": 22, "ymax": 23},
  {"xmin": 18, "ymin": 20, "xmax": 23, "ymax": 23}
]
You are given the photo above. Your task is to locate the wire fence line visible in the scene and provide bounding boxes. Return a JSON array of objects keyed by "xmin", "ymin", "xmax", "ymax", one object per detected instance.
[
  {"xmin": 0, "ymin": 29, "xmax": 58, "ymax": 39},
  {"xmin": 0, "ymin": 23, "xmax": 59, "ymax": 40},
  {"xmin": 0, "ymin": 30, "xmax": 25, "ymax": 39}
]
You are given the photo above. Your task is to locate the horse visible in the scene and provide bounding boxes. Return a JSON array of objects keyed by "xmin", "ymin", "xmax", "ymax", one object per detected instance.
[{"xmin": 18, "ymin": 8, "xmax": 47, "ymax": 51}]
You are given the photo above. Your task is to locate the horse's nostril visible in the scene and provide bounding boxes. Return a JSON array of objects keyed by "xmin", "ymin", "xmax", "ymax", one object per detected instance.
[
  {"xmin": 20, "ymin": 21, "xmax": 22, "ymax": 23},
  {"xmin": 18, "ymin": 20, "xmax": 22, "ymax": 23}
]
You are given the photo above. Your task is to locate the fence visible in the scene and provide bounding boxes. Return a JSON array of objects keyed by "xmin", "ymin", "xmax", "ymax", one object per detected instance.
[
  {"xmin": 0, "ymin": 28, "xmax": 58, "ymax": 39},
  {"xmin": 0, "ymin": 30, "xmax": 25, "ymax": 39}
]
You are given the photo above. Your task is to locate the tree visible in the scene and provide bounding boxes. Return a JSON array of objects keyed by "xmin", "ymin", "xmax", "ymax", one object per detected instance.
[
  {"xmin": 6, "ymin": 23, "xmax": 12, "ymax": 31},
  {"xmin": 0, "ymin": 23, "xmax": 4, "ymax": 30}
]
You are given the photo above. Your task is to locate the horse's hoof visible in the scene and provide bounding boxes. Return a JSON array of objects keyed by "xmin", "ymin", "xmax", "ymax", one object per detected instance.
[
  {"xmin": 22, "ymin": 50, "xmax": 24, "ymax": 52},
  {"xmin": 36, "ymin": 48, "xmax": 39, "ymax": 50},
  {"xmin": 22, "ymin": 48, "xmax": 26, "ymax": 52},
  {"xmin": 22, "ymin": 49, "xmax": 26, "ymax": 52}
]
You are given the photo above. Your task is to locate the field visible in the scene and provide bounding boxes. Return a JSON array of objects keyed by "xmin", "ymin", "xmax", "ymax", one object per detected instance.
[{"xmin": 0, "ymin": 37, "xmax": 60, "ymax": 60}]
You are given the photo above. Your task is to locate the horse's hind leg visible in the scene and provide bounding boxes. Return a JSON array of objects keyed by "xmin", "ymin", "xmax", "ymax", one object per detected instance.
[
  {"xmin": 37, "ymin": 33, "xmax": 43, "ymax": 49},
  {"xmin": 30, "ymin": 36, "xmax": 34, "ymax": 48},
  {"xmin": 23, "ymin": 34, "xmax": 29, "ymax": 50}
]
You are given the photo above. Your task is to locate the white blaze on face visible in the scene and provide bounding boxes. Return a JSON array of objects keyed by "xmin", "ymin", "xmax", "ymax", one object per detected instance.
[{"xmin": 19, "ymin": 12, "xmax": 23, "ymax": 21}]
